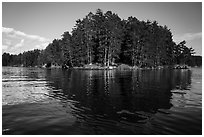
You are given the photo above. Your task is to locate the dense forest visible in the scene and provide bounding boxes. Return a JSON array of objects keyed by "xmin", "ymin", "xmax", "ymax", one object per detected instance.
[
  {"xmin": 2, "ymin": 49, "xmax": 41, "ymax": 67},
  {"xmin": 2, "ymin": 9, "xmax": 202, "ymax": 68}
]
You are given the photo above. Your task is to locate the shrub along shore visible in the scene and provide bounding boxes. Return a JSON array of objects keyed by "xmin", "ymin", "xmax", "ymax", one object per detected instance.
[{"xmin": 42, "ymin": 63, "xmax": 191, "ymax": 70}]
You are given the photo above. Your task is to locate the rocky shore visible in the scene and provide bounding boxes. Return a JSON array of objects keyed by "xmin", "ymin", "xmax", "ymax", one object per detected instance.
[{"xmin": 42, "ymin": 63, "xmax": 191, "ymax": 70}]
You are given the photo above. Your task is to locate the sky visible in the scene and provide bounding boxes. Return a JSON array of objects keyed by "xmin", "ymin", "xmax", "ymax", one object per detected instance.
[{"xmin": 2, "ymin": 2, "xmax": 202, "ymax": 55}]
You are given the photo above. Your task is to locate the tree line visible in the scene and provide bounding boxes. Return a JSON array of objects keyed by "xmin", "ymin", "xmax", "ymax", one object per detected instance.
[
  {"xmin": 2, "ymin": 9, "xmax": 201, "ymax": 68},
  {"xmin": 2, "ymin": 49, "xmax": 41, "ymax": 67}
]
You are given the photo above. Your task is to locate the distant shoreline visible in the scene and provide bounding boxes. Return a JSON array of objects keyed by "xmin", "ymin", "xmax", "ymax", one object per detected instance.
[{"xmin": 3, "ymin": 64, "xmax": 198, "ymax": 70}]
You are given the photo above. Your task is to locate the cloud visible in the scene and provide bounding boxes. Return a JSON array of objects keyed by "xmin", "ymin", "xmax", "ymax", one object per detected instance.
[
  {"xmin": 2, "ymin": 27, "xmax": 50, "ymax": 42},
  {"xmin": 2, "ymin": 27, "xmax": 14, "ymax": 33},
  {"xmin": 173, "ymin": 32, "xmax": 202, "ymax": 43},
  {"xmin": 27, "ymin": 35, "xmax": 49, "ymax": 42},
  {"xmin": 3, "ymin": 27, "xmax": 26, "ymax": 38},
  {"xmin": 2, "ymin": 45, "xmax": 8, "ymax": 50},
  {"xmin": 2, "ymin": 27, "xmax": 51, "ymax": 54},
  {"xmin": 35, "ymin": 42, "xmax": 49, "ymax": 49},
  {"xmin": 3, "ymin": 39, "xmax": 12, "ymax": 45},
  {"xmin": 15, "ymin": 39, "xmax": 24, "ymax": 48}
]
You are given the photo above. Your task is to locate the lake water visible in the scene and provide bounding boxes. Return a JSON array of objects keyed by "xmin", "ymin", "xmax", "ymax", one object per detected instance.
[{"xmin": 2, "ymin": 67, "xmax": 202, "ymax": 135}]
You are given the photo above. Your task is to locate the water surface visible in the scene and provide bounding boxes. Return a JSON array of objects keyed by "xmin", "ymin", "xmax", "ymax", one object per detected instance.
[{"xmin": 2, "ymin": 67, "xmax": 202, "ymax": 134}]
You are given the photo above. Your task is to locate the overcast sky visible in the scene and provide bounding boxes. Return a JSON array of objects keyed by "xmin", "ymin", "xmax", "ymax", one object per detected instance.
[{"xmin": 2, "ymin": 2, "xmax": 202, "ymax": 55}]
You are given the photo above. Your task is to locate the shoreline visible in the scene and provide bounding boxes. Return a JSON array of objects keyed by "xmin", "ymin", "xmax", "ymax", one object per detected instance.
[
  {"xmin": 5, "ymin": 64, "xmax": 193, "ymax": 70},
  {"xmin": 51, "ymin": 64, "xmax": 192, "ymax": 70}
]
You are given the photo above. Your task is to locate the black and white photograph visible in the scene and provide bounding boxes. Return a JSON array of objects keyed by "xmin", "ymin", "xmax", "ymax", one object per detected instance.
[{"xmin": 2, "ymin": 2, "xmax": 202, "ymax": 135}]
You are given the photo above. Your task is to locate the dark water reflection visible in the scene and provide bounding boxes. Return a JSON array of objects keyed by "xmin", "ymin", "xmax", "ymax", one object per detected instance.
[{"xmin": 2, "ymin": 67, "xmax": 201, "ymax": 134}]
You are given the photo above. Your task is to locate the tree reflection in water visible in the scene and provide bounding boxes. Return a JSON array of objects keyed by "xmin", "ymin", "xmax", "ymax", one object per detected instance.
[{"xmin": 45, "ymin": 69, "xmax": 191, "ymax": 125}]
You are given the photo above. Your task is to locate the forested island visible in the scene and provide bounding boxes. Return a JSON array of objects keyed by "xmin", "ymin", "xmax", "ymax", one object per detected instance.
[{"xmin": 2, "ymin": 9, "xmax": 202, "ymax": 69}]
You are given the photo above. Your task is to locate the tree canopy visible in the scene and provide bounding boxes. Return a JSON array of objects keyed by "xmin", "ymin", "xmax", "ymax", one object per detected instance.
[{"xmin": 2, "ymin": 9, "xmax": 200, "ymax": 68}]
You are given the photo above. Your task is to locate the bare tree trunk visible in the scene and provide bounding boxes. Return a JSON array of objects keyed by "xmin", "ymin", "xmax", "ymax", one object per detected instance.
[
  {"xmin": 87, "ymin": 42, "xmax": 89, "ymax": 64},
  {"xmin": 107, "ymin": 47, "xmax": 110, "ymax": 67},
  {"xmin": 104, "ymin": 36, "xmax": 108, "ymax": 66},
  {"xmin": 69, "ymin": 49, "xmax": 73, "ymax": 67},
  {"xmin": 90, "ymin": 48, "xmax": 92, "ymax": 64},
  {"xmin": 132, "ymin": 43, "xmax": 136, "ymax": 66},
  {"xmin": 104, "ymin": 47, "xmax": 107, "ymax": 66},
  {"xmin": 89, "ymin": 34, "xmax": 92, "ymax": 65}
]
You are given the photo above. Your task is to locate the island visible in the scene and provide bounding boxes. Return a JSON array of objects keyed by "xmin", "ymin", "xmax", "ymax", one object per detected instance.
[{"xmin": 2, "ymin": 9, "xmax": 202, "ymax": 70}]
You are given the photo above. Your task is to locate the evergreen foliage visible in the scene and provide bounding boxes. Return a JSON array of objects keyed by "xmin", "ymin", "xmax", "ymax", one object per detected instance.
[{"xmin": 2, "ymin": 9, "xmax": 200, "ymax": 68}]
